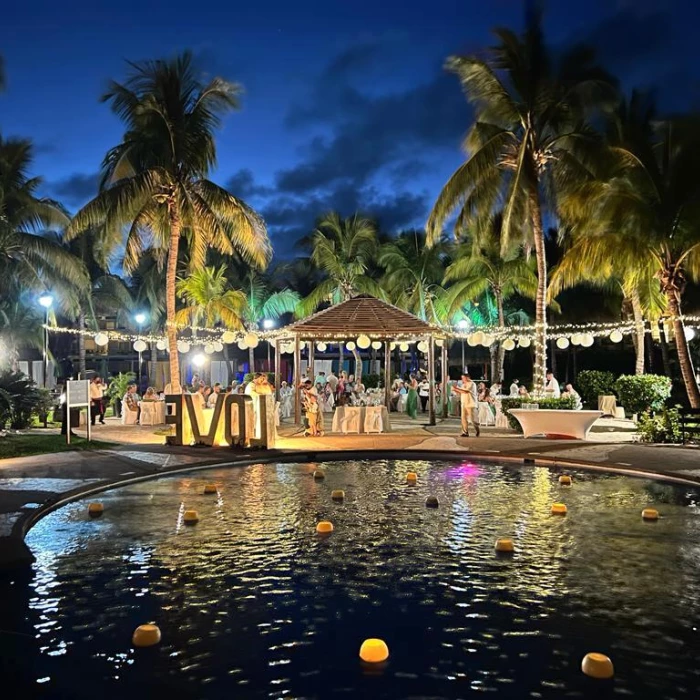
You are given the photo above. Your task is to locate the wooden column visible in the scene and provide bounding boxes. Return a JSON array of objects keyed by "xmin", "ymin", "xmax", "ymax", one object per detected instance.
[
  {"xmin": 441, "ymin": 339, "xmax": 449, "ymax": 418},
  {"xmin": 384, "ymin": 340, "xmax": 391, "ymax": 410},
  {"xmin": 274, "ymin": 339, "xmax": 282, "ymax": 401},
  {"xmin": 293, "ymin": 335, "xmax": 301, "ymax": 424},
  {"xmin": 308, "ymin": 340, "xmax": 315, "ymax": 381},
  {"xmin": 428, "ymin": 335, "xmax": 436, "ymax": 426}
]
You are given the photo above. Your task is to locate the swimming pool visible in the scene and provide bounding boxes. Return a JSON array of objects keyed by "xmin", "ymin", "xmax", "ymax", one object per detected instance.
[{"xmin": 7, "ymin": 458, "xmax": 700, "ymax": 698}]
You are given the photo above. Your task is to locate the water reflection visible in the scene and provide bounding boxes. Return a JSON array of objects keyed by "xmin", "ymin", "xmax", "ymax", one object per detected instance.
[{"xmin": 8, "ymin": 460, "xmax": 699, "ymax": 698}]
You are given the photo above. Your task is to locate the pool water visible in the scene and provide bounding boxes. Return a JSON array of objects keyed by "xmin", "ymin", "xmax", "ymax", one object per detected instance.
[{"xmin": 5, "ymin": 459, "xmax": 700, "ymax": 698}]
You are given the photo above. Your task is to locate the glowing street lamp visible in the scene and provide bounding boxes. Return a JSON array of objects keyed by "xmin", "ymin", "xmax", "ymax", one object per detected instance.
[
  {"xmin": 262, "ymin": 319, "xmax": 275, "ymax": 369},
  {"xmin": 38, "ymin": 294, "xmax": 54, "ymax": 387},
  {"xmin": 192, "ymin": 353, "xmax": 206, "ymax": 368}
]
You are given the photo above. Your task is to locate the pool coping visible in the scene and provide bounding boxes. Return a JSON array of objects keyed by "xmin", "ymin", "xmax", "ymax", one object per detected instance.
[{"xmin": 5, "ymin": 446, "xmax": 699, "ymax": 572}]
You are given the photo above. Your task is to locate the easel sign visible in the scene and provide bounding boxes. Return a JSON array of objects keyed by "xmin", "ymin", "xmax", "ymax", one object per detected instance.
[{"xmin": 66, "ymin": 379, "xmax": 91, "ymax": 445}]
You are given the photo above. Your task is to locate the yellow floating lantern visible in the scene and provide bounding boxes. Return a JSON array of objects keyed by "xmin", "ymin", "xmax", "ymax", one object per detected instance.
[
  {"xmin": 183, "ymin": 509, "xmax": 199, "ymax": 525},
  {"xmin": 316, "ymin": 520, "xmax": 334, "ymax": 534},
  {"xmin": 88, "ymin": 502, "xmax": 104, "ymax": 518},
  {"xmin": 406, "ymin": 472, "xmax": 417, "ymax": 483},
  {"xmin": 559, "ymin": 475, "xmax": 572, "ymax": 486},
  {"xmin": 132, "ymin": 624, "xmax": 161, "ymax": 647},
  {"xmin": 425, "ymin": 495, "xmax": 439, "ymax": 508},
  {"xmin": 331, "ymin": 490, "xmax": 345, "ymax": 501},
  {"xmin": 581, "ymin": 652, "xmax": 614, "ymax": 679},
  {"xmin": 551, "ymin": 503, "xmax": 568, "ymax": 515},
  {"xmin": 495, "ymin": 538, "xmax": 515, "ymax": 553},
  {"xmin": 359, "ymin": 638, "xmax": 389, "ymax": 663},
  {"xmin": 313, "ymin": 470, "xmax": 326, "ymax": 480},
  {"xmin": 642, "ymin": 508, "xmax": 659, "ymax": 521},
  {"xmin": 203, "ymin": 483, "xmax": 217, "ymax": 495}
]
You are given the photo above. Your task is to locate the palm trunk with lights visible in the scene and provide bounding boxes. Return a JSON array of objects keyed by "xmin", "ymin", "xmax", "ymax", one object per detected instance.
[
  {"xmin": 78, "ymin": 312, "xmax": 86, "ymax": 377},
  {"xmin": 630, "ymin": 289, "xmax": 645, "ymax": 375},
  {"xmin": 529, "ymin": 184, "xmax": 548, "ymax": 394},
  {"xmin": 495, "ymin": 288, "xmax": 505, "ymax": 382},
  {"xmin": 248, "ymin": 345, "xmax": 255, "ymax": 375},
  {"xmin": 166, "ymin": 199, "xmax": 182, "ymax": 394}
]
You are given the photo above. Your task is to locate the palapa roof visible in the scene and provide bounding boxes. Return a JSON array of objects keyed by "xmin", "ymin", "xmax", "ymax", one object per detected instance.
[{"xmin": 278, "ymin": 295, "xmax": 445, "ymax": 339}]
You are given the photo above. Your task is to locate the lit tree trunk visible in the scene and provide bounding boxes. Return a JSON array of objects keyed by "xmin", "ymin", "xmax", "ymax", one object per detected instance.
[
  {"xmin": 338, "ymin": 343, "xmax": 344, "ymax": 376},
  {"xmin": 149, "ymin": 339, "xmax": 157, "ymax": 387},
  {"xmin": 529, "ymin": 185, "xmax": 548, "ymax": 394},
  {"xmin": 223, "ymin": 343, "xmax": 235, "ymax": 384},
  {"xmin": 495, "ymin": 288, "xmax": 506, "ymax": 382},
  {"xmin": 351, "ymin": 347, "xmax": 362, "ymax": 384},
  {"xmin": 630, "ymin": 288, "xmax": 645, "ymax": 375},
  {"xmin": 248, "ymin": 345, "xmax": 255, "ymax": 375},
  {"xmin": 78, "ymin": 312, "xmax": 87, "ymax": 377},
  {"xmin": 659, "ymin": 323, "xmax": 672, "ymax": 379},
  {"xmin": 665, "ymin": 286, "xmax": 700, "ymax": 408},
  {"xmin": 166, "ymin": 199, "xmax": 182, "ymax": 393}
]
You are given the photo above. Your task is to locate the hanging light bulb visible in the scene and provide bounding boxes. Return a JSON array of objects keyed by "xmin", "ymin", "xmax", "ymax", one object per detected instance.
[
  {"xmin": 581, "ymin": 333, "xmax": 594, "ymax": 347},
  {"xmin": 371, "ymin": 340, "xmax": 382, "ymax": 350},
  {"xmin": 357, "ymin": 334, "xmax": 371, "ymax": 349},
  {"xmin": 213, "ymin": 341, "xmax": 223, "ymax": 352},
  {"xmin": 156, "ymin": 339, "xmax": 167, "ymax": 351},
  {"xmin": 417, "ymin": 340, "xmax": 429, "ymax": 353},
  {"xmin": 399, "ymin": 342, "xmax": 409, "ymax": 352},
  {"xmin": 609, "ymin": 329, "xmax": 623, "ymax": 343},
  {"xmin": 243, "ymin": 332, "xmax": 259, "ymax": 348},
  {"xmin": 316, "ymin": 341, "xmax": 327, "ymax": 352},
  {"xmin": 556, "ymin": 337, "xmax": 570, "ymax": 349},
  {"xmin": 346, "ymin": 341, "xmax": 356, "ymax": 351},
  {"xmin": 221, "ymin": 331, "xmax": 236, "ymax": 344},
  {"xmin": 502, "ymin": 338, "xmax": 516, "ymax": 351},
  {"xmin": 518, "ymin": 336, "xmax": 531, "ymax": 348},
  {"xmin": 177, "ymin": 340, "xmax": 191, "ymax": 354}
]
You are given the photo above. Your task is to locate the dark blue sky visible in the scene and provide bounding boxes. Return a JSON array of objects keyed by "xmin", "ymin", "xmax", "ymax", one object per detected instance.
[{"xmin": 2, "ymin": 0, "xmax": 698, "ymax": 259}]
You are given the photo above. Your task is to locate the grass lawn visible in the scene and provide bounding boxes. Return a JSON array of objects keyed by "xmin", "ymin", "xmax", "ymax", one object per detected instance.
[{"xmin": 0, "ymin": 434, "xmax": 115, "ymax": 459}]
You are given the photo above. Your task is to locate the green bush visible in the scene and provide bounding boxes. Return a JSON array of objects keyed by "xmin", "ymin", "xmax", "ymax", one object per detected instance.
[
  {"xmin": 500, "ymin": 396, "xmax": 577, "ymax": 432},
  {"xmin": 614, "ymin": 374, "xmax": 672, "ymax": 416},
  {"xmin": 362, "ymin": 373, "xmax": 382, "ymax": 389},
  {"xmin": 637, "ymin": 407, "xmax": 684, "ymax": 443},
  {"xmin": 107, "ymin": 372, "xmax": 136, "ymax": 408},
  {"xmin": 0, "ymin": 369, "xmax": 44, "ymax": 429},
  {"xmin": 576, "ymin": 370, "xmax": 616, "ymax": 407},
  {"xmin": 243, "ymin": 372, "xmax": 275, "ymax": 385}
]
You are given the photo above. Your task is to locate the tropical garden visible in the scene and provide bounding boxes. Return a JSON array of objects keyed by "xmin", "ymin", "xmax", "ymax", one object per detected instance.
[{"xmin": 1, "ymin": 15, "xmax": 700, "ymax": 437}]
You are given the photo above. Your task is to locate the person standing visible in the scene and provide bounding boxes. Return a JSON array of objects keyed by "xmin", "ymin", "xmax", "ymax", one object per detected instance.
[
  {"xmin": 545, "ymin": 371, "xmax": 561, "ymax": 398},
  {"xmin": 509, "ymin": 379, "xmax": 520, "ymax": 397},
  {"xmin": 562, "ymin": 383, "xmax": 583, "ymax": 410},
  {"xmin": 406, "ymin": 374, "xmax": 419, "ymax": 419},
  {"xmin": 90, "ymin": 376, "xmax": 106, "ymax": 426},
  {"xmin": 418, "ymin": 376, "xmax": 430, "ymax": 412},
  {"xmin": 327, "ymin": 370, "xmax": 339, "ymax": 396},
  {"xmin": 454, "ymin": 373, "xmax": 480, "ymax": 437}
]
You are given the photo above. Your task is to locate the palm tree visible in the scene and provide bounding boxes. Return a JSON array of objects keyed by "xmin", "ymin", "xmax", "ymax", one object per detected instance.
[
  {"xmin": 299, "ymin": 212, "xmax": 385, "ymax": 382},
  {"xmin": 67, "ymin": 52, "xmax": 270, "ymax": 393},
  {"xmin": 379, "ymin": 230, "xmax": 450, "ymax": 324},
  {"xmin": 560, "ymin": 107, "xmax": 700, "ymax": 406},
  {"xmin": 0, "ymin": 136, "xmax": 88, "ymax": 301},
  {"xmin": 0, "ymin": 302, "xmax": 44, "ymax": 371},
  {"xmin": 426, "ymin": 17, "xmax": 614, "ymax": 392},
  {"xmin": 444, "ymin": 224, "xmax": 539, "ymax": 381},
  {"xmin": 239, "ymin": 272, "xmax": 300, "ymax": 371}
]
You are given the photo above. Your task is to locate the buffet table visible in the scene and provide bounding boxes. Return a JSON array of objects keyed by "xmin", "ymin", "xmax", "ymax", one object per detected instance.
[
  {"xmin": 509, "ymin": 409, "xmax": 602, "ymax": 440},
  {"xmin": 331, "ymin": 405, "xmax": 391, "ymax": 434}
]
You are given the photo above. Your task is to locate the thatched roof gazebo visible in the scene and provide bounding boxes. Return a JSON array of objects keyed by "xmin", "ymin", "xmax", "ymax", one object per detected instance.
[{"xmin": 270, "ymin": 295, "xmax": 449, "ymax": 425}]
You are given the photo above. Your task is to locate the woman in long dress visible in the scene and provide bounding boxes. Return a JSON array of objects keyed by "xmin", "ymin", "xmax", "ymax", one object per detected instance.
[{"xmin": 406, "ymin": 374, "xmax": 419, "ymax": 419}]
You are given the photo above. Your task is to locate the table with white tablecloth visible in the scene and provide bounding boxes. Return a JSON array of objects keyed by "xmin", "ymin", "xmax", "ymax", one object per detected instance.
[
  {"xmin": 139, "ymin": 400, "xmax": 166, "ymax": 425},
  {"xmin": 332, "ymin": 406, "xmax": 392, "ymax": 434}
]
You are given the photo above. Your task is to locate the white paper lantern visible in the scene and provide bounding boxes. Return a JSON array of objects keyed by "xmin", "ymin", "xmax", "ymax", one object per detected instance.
[
  {"xmin": 399, "ymin": 342, "xmax": 409, "ymax": 352},
  {"xmin": 357, "ymin": 334, "xmax": 371, "ymax": 349},
  {"xmin": 156, "ymin": 339, "xmax": 167, "ymax": 351},
  {"xmin": 177, "ymin": 340, "xmax": 191, "ymax": 354},
  {"xmin": 518, "ymin": 336, "xmax": 531, "ymax": 348},
  {"xmin": 685, "ymin": 327, "xmax": 696, "ymax": 341},
  {"xmin": 316, "ymin": 342, "xmax": 327, "ymax": 352},
  {"xmin": 94, "ymin": 332, "xmax": 109, "ymax": 347},
  {"xmin": 467, "ymin": 334, "xmax": 479, "ymax": 347},
  {"xmin": 481, "ymin": 334, "xmax": 495, "ymax": 347},
  {"xmin": 581, "ymin": 333, "xmax": 594, "ymax": 347},
  {"xmin": 133, "ymin": 339, "xmax": 147, "ymax": 352},
  {"xmin": 472, "ymin": 331, "xmax": 485, "ymax": 346},
  {"xmin": 371, "ymin": 340, "xmax": 382, "ymax": 350},
  {"xmin": 244, "ymin": 332, "xmax": 259, "ymax": 349},
  {"xmin": 502, "ymin": 338, "xmax": 516, "ymax": 351},
  {"xmin": 389, "ymin": 342, "xmax": 397, "ymax": 351},
  {"xmin": 204, "ymin": 343, "xmax": 215, "ymax": 354},
  {"xmin": 237, "ymin": 339, "xmax": 248, "ymax": 350},
  {"xmin": 417, "ymin": 340, "xmax": 429, "ymax": 353},
  {"xmin": 556, "ymin": 337, "xmax": 570, "ymax": 349},
  {"xmin": 435, "ymin": 338, "xmax": 444, "ymax": 347},
  {"xmin": 570, "ymin": 333, "xmax": 582, "ymax": 346},
  {"xmin": 221, "ymin": 330, "xmax": 236, "ymax": 344},
  {"xmin": 213, "ymin": 341, "xmax": 223, "ymax": 352},
  {"xmin": 346, "ymin": 341, "xmax": 356, "ymax": 351},
  {"xmin": 609, "ymin": 329, "xmax": 623, "ymax": 343}
]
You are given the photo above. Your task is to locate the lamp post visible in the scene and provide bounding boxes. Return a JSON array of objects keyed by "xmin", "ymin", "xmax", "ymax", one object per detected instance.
[
  {"xmin": 263, "ymin": 319, "xmax": 275, "ymax": 371},
  {"xmin": 38, "ymin": 294, "xmax": 54, "ymax": 387},
  {"xmin": 457, "ymin": 319, "xmax": 469, "ymax": 373},
  {"xmin": 134, "ymin": 312, "xmax": 147, "ymax": 389}
]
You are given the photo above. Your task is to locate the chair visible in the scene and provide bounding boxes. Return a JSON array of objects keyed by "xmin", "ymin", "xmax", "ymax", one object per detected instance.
[
  {"xmin": 122, "ymin": 406, "xmax": 138, "ymax": 425},
  {"xmin": 478, "ymin": 402, "xmax": 495, "ymax": 426},
  {"xmin": 139, "ymin": 402, "xmax": 157, "ymax": 426},
  {"xmin": 364, "ymin": 406, "xmax": 384, "ymax": 434}
]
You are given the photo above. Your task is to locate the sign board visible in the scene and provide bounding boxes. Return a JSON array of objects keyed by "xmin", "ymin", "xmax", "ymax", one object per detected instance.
[{"xmin": 66, "ymin": 380, "xmax": 91, "ymax": 445}]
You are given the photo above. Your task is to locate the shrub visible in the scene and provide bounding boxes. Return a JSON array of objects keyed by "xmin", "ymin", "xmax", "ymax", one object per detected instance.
[
  {"xmin": 614, "ymin": 374, "xmax": 672, "ymax": 416},
  {"xmin": 0, "ymin": 369, "xmax": 44, "ymax": 429},
  {"xmin": 362, "ymin": 373, "xmax": 382, "ymax": 389},
  {"xmin": 243, "ymin": 372, "xmax": 276, "ymax": 385},
  {"xmin": 576, "ymin": 370, "xmax": 616, "ymax": 408},
  {"xmin": 637, "ymin": 407, "xmax": 684, "ymax": 443},
  {"xmin": 500, "ymin": 396, "xmax": 577, "ymax": 432},
  {"xmin": 107, "ymin": 372, "xmax": 136, "ymax": 407}
]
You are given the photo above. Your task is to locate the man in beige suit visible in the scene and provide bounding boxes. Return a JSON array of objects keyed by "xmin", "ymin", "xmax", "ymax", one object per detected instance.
[{"xmin": 453, "ymin": 373, "xmax": 480, "ymax": 437}]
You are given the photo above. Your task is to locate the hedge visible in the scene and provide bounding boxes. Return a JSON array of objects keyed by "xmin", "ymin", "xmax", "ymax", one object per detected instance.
[
  {"xmin": 500, "ymin": 396, "xmax": 577, "ymax": 432},
  {"xmin": 614, "ymin": 374, "xmax": 672, "ymax": 415}
]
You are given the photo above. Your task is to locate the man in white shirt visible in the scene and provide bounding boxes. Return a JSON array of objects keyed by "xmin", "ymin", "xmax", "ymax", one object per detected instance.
[
  {"xmin": 545, "ymin": 371, "xmax": 561, "ymax": 398},
  {"xmin": 453, "ymin": 373, "xmax": 480, "ymax": 437},
  {"xmin": 207, "ymin": 383, "xmax": 222, "ymax": 407},
  {"xmin": 327, "ymin": 370, "xmax": 339, "ymax": 395},
  {"xmin": 562, "ymin": 383, "xmax": 582, "ymax": 410},
  {"xmin": 489, "ymin": 382, "xmax": 501, "ymax": 398},
  {"xmin": 509, "ymin": 379, "xmax": 520, "ymax": 397},
  {"xmin": 90, "ymin": 376, "xmax": 106, "ymax": 425}
]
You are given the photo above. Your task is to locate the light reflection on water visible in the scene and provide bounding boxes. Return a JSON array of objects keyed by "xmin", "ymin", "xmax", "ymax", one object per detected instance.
[{"xmin": 17, "ymin": 460, "xmax": 700, "ymax": 698}]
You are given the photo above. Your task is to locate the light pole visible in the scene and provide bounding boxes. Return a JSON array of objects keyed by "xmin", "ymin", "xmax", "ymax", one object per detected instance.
[
  {"xmin": 134, "ymin": 312, "xmax": 147, "ymax": 388},
  {"xmin": 263, "ymin": 319, "xmax": 275, "ymax": 371},
  {"xmin": 457, "ymin": 319, "xmax": 469, "ymax": 373},
  {"xmin": 39, "ymin": 294, "xmax": 54, "ymax": 387}
]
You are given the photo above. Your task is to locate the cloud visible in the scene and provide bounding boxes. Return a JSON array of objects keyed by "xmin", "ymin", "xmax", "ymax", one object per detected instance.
[
  {"xmin": 48, "ymin": 172, "xmax": 100, "ymax": 207},
  {"xmin": 224, "ymin": 168, "xmax": 273, "ymax": 199}
]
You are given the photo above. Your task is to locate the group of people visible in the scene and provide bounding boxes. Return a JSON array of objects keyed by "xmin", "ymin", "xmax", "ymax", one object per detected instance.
[{"xmin": 508, "ymin": 372, "xmax": 582, "ymax": 409}]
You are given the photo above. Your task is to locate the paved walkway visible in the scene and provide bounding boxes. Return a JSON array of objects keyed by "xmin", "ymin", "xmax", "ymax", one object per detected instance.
[{"xmin": 0, "ymin": 416, "xmax": 698, "ymax": 569}]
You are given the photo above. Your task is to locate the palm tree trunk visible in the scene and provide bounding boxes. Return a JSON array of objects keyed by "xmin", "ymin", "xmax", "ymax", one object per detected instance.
[
  {"xmin": 149, "ymin": 340, "xmax": 157, "ymax": 387},
  {"xmin": 529, "ymin": 185, "xmax": 548, "ymax": 394},
  {"xmin": 166, "ymin": 200, "xmax": 182, "ymax": 393},
  {"xmin": 78, "ymin": 312, "xmax": 87, "ymax": 377},
  {"xmin": 660, "ymin": 323, "xmax": 672, "ymax": 378},
  {"xmin": 248, "ymin": 345, "xmax": 255, "ymax": 374},
  {"xmin": 338, "ymin": 343, "xmax": 344, "ymax": 375},
  {"xmin": 351, "ymin": 347, "xmax": 362, "ymax": 384},
  {"xmin": 666, "ymin": 292, "xmax": 700, "ymax": 408},
  {"xmin": 495, "ymin": 289, "xmax": 505, "ymax": 382},
  {"xmin": 630, "ymin": 289, "xmax": 645, "ymax": 375},
  {"xmin": 223, "ymin": 343, "xmax": 235, "ymax": 384},
  {"xmin": 549, "ymin": 339, "xmax": 557, "ymax": 376}
]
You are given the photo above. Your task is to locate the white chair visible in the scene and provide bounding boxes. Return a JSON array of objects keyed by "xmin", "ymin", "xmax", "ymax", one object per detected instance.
[
  {"xmin": 122, "ymin": 406, "xmax": 138, "ymax": 425},
  {"xmin": 397, "ymin": 394, "xmax": 407, "ymax": 413},
  {"xmin": 364, "ymin": 406, "xmax": 384, "ymax": 434},
  {"xmin": 494, "ymin": 400, "xmax": 509, "ymax": 429},
  {"xmin": 139, "ymin": 402, "xmax": 157, "ymax": 426},
  {"xmin": 478, "ymin": 402, "xmax": 495, "ymax": 426}
]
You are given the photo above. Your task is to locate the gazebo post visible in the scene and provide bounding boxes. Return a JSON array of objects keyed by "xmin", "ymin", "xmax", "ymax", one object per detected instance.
[
  {"xmin": 428, "ymin": 335, "xmax": 436, "ymax": 426},
  {"xmin": 293, "ymin": 334, "xmax": 301, "ymax": 424},
  {"xmin": 308, "ymin": 340, "xmax": 315, "ymax": 382},
  {"xmin": 383, "ymin": 340, "xmax": 391, "ymax": 410},
  {"xmin": 441, "ymin": 340, "xmax": 448, "ymax": 418},
  {"xmin": 274, "ymin": 338, "xmax": 281, "ymax": 401}
]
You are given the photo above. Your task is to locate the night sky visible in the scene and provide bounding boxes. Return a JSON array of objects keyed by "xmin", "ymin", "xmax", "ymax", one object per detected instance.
[{"xmin": 2, "ymin": 0, "xmax": 699, "ymax": 260}]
